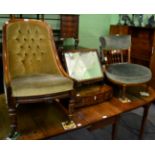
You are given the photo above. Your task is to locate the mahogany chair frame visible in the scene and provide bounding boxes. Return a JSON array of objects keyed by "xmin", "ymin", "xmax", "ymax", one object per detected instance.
[
  {"xmin": 100, "ymin": 35, "xmax": 132, "ymax": 101},
  {"xmin": 2, "ymin": 19, "xmax": 75, "ymax": 138},
  {"xmin": 100, "ymin": 35, "xmax": 151, "ymax": 103}
]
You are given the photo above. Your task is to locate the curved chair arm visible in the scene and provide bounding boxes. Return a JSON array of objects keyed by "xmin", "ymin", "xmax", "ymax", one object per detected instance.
[{"xmin": 2, "ymin": 23, "xmax": 11, "ymax": 87}]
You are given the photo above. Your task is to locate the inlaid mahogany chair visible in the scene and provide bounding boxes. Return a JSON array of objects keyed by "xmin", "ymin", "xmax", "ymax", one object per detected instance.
[
  {"xmin": 2, "ymin": 19, "xmax": 74, "ymax": 138},
  {"xmin": 100, "ymin": 35, "xmax": 152, "ymax": 103}
]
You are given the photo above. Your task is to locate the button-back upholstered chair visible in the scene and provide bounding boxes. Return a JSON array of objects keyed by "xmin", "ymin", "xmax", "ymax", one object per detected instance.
[
  {"xmin": 100, "ymin": 35, "xmax": 152, "ymax": 103},
  {"xmin": 3, "ymin": 19, "xmax": 75, "ymax": 138}
]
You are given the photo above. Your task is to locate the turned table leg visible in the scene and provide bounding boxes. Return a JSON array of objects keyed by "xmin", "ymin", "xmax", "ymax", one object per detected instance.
[
  {"xmin": 139, "ymin": 104, "xmax": 151, "ymax": 140},
  {"xmin": 112, "ymin": 115, "xmax": 120, "ymax": 140}
]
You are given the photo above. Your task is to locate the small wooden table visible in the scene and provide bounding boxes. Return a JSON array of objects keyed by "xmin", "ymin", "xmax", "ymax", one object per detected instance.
[{"xmin": 0, "ymin": 86, "xmax": 155, "ymax": 140}]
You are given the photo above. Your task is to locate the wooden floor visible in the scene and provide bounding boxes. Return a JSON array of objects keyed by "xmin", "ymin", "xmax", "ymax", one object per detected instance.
[{"xmin": 0, "ymin": 86, "xmax": 155, "ymax": 140}]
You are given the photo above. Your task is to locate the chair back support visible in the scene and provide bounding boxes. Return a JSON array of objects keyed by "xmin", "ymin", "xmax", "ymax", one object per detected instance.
[
  {"xmin": 100, "ymin": 35, "xmax": 131, "ymax": 64},
  {"xmin": 3, "ymin": 19, "xmax": 63, "ymax": 80}
]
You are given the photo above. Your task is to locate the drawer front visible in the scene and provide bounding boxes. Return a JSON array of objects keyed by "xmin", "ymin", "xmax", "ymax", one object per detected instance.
[
  {"xmin": 61, "ymin": 25, "xmax": 78, "ymax": 33},
  {"xmin": 131, "ymin": 48, "xmax": 151, "ymax": 60},
  {"xmin": 61, "ymin": 23, "xmax": 78, "ymax": 38},
  {"xmin": 61, "ymin": 31, "xmax": 78, "ymax": 38},
  {"xmin": 132, "ymin": 39, "xmax": 152, "ymax": 49},
  {"xmin": 61, "ymin": 22, "xmax": 78, "ymax": 28},
  {"xmin": 110, "ymin": 25, "xmax": 129, "ymax": 35},
  {"xmin": 61, "ymin": 15, "xmax": 78, "ymax": 23},
  {"xmin": 131, "ymin": 28, "xmax": 154, "ymax": 39},
  {"xmin": 75, "ymin": 90, "xmax": 113, "ymax": 108}
]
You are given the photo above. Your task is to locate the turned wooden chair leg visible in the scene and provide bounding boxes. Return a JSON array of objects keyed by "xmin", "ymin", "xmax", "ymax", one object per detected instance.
[
  {"xmin": 139, "ymin": 104, "xmax": 151, "ymax": 140},
  {"xmin": 68, "ymin": 99, "xmax": 75, "ymax": 121},
  {"xmin": 8, "ymin": 104, "xmax": 17, "ymax": 138},
  {"xmin": 8, "ymin": 97, "xmax": 20, "ymax": 139},
  {"xmin": 61, "ymin": 97, "xmax": 76, "ymax": 130},
  {"xmin": 75, "ymin": 38, "xmax": 79, "ymax": 49},
  {"xmin": 68, "ymin": 90, "xmax": 76, "ymax": 120}
]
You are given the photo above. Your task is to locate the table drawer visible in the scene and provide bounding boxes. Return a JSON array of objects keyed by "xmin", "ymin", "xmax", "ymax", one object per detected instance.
[{"xmin": 75, "ymin": 86, "xmax": 113, "ymax": 108}]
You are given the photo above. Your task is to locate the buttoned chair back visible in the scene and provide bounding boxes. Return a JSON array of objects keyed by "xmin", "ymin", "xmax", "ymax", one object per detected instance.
[
  {"xmin": 6, "ymin": 20, "xmax": 61, "ymax": 78},
  {"xmin": 3, "ymin": 19, "xmax": 74, "ymax": 138}
]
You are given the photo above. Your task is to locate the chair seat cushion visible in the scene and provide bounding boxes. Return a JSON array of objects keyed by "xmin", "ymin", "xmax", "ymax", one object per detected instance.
[
  {"xmin": 11, "ymin": 74, "xmax": 73, "ymax": 97},
  {"xmin": 105, "ymin": 63, "xmax": 152, "ymax": 85}
]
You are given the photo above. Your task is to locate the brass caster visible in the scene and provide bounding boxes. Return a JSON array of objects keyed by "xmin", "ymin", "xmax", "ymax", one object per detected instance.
[
  {"xmin": 118, "ymin": 97, "xmax": 131, "ymax": 103},
  {"xmin": 61, "ymin": 120, "xmax": 76, "ymax": 130},
  {"xmin": 7, "ymin": 131, "xmax": 21, "ymax": 140}
]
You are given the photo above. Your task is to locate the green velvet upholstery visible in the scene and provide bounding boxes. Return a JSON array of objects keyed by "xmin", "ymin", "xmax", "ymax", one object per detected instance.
[
  {"xmin": 6, "ymin": 20, "xmax": 61, "ymax": 78},
  {"xmin": 5, "ymin": 20, "xmax": 73, "ymax": 97},
  {"xmin": 100, "ymin": 35, "xmax": 131, "ymax": 50},
  {"xmin": 11, "ymin": 74, "xmax": 73, "ymax": 97}
]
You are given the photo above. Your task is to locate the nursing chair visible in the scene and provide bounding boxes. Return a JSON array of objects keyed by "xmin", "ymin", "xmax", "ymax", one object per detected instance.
[
  {"xmin": 100, "ymin": 35, "xmax": 152, "ymax": 103},
  {"xmin": 3, "ymin": 19, "xmax": 74, "ymax": 138}
]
